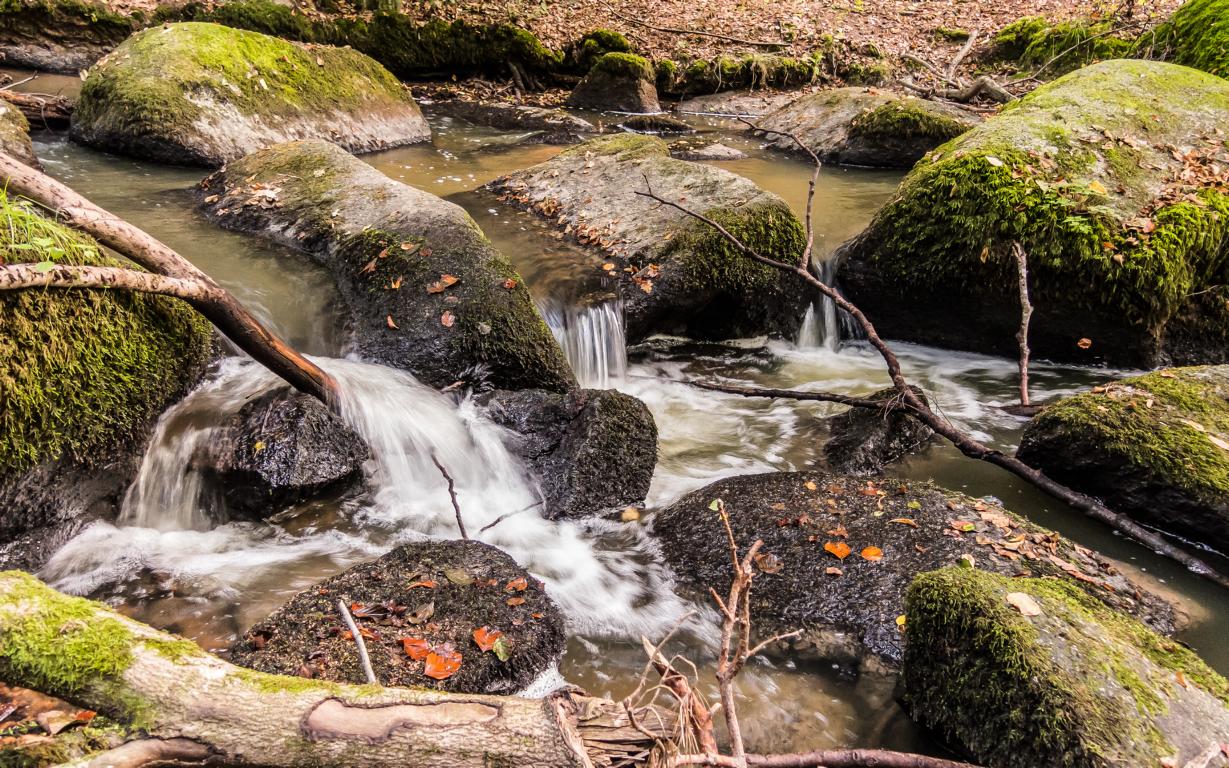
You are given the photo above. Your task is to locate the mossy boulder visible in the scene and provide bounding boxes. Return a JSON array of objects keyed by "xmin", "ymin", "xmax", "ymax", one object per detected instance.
[
  {"xmin": 902, "ymin": 568, "xmax": 1229, "ymax": 768},
  {"xmin": 0, "ymin": 0, "xmax": 134, "ymax": 72},
  {"xmin": 199, "ymin": 140, "xmax": 575, "ymax": 393},
  {"xmin": 488, "ymin": 134, "xmax": 812, "ymax": 343},
  {"xmin": 230, "ymin": 539, "xmax": 566, "ymax": 694},
  {"xmin": 0, "ymin": 102, "xmax": 38, "ymax": 168},
  {"xmin": 70, "ymin": 22, "xmax": 430, "ymax": 166},
  {"xmin": 566, "ymin": 52, "xmax": 660, "ymax": 113},
  {"xmin": 1158, "ymin": 0, "xmax": 1229, "ymax": 78},
  {"xmin": 651, "ymin": 471, "xmax": 1175, "ymax": 669},
  {"xmin": 198, "ymin": 387, "xmax": 369, "ymax": 521},
  {"xmin": 836, "ymin": 60, "xmax": 1229, "ymax": 367},
  {"xmin": 481, "ymin": 387, "xmax": 657, "ymax": 519},
  {"xmin": 1018, "ymin": 365, "xmax": 1229, "ymax": 554},
  {"xmin": 990, "ymin": 16, "xmax": 1139, "ymax": 77},
  {"xmin": 756, "ymin": 88, "xmax": 980, "ymax": 168},
  {"xmin": 0, "ymin": 193, "xmax": 213, "ymax": 571},
  {"xmin": 823, "ymin": 386, "xmax": 933, "ymax": 474},
  {"xmin": 569, "ymin": 28, "xmax": 633, "ymax": 72}
]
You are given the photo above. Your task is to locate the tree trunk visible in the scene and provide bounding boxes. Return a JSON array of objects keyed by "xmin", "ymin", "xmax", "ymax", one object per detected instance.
[
  {"xmin": 0, "ymin": 151, "xmax": 340, "ymax": 406},
  {"xmin": 0, "ymin": 572, "xmax": 674, "ymax": 768}
]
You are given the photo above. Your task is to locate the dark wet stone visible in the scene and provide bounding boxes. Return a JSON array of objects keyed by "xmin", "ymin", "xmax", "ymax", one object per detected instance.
[
  {"xmin": 670, "ymin": 141, "xmax": 748, "ymax": 161},
  {"xmin": 566, "ymin": 53, "xmax": 660, "ymax": 113},
  {"xmin": 621, "ymin": 114, "xmax": 694, "ymax": 134},
  {"xmin": 483, "ymin": 388, "xmax": 657, "ymax": 519},
  {"xmin": 428, "ymin": 99, "xmax": 595, "ymax": 136},
  {"xmin": 231, "ymin": 539, "xmax": 566, "ymax": 694},
  {"xmin": 823, "ymin": 386, "xmax": 933, "ymax": 475},
  {"xmin": 652, "ymin": 471, "xmax": 1176, "ymax": 669}
]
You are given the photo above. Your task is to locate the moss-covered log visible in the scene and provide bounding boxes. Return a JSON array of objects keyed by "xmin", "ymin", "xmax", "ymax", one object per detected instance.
[
  {"xmin": 0, "ymin": 571, "xmax": 673, "ymax": 768},
  {"xmin": 836, "ymin": 59, "xmax": 1229, "ymax": 367}
]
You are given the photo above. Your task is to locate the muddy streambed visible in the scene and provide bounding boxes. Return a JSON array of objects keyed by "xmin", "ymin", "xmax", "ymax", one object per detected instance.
[{"xmin": 7, "ymin": 68, "xmax": 1229, "ymax": 757}]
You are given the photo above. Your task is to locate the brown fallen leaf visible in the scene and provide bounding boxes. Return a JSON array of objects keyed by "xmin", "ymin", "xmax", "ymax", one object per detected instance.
[
  {"xmin": 826, "ymin": 524, "xmax": 848, "ymax": 538},
  {"xmin": 506, "ymin": 577, "xmax": 528, "ymax": 592},
  {"xmin": 402, "ymin": 637, "xmax": 430, "ymax": 661},
  {"xmin": 824, "ymin": 567, "xmax": 843, "ymax": 576},
  {"xmin": 424, "ymin": 646, "xmax": 462, "ymax": 680},
  {"xmin": 888, "ymin": 517, "xmax": 918, "ymax": 527},
  {"xmin": 506, "ymin": 596, "xmax": 526, "ymax": 606},
  {"xmin": 502, "ymin": 278, "xmax": 518, "ymax": 289},
  {"xmin": 407, "ymin": 580, "xmax": 438, "ymax": 589},
  {"xmin": 440, "ymin": 311, "xmax": 456, "ymax": 328},
  {"xmin": 1005, "ymin": 592, "xmax": 1042, "ymax": 616},
  {"xmin": 472, "ymin": 626, "xmax": 504, "ymax": 652},
  {"xmin": 860, "ymin": 546, "xmax": 884, "ymax": 562},
  {"xmin": 386, "ymin": 314, "xmax": 398, "ymax": 329},
  {"xmin": 1077, "ymin": 337, "xmax": 1093, "ymax": 350}
]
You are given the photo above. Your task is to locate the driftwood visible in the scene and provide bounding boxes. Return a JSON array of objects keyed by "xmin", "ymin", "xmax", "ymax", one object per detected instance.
[
  {"xmin": 1012, "ymin": 242, "xmax": 1033, "ymax": 407},
  {"xmin": 0, "ymin": 88, "xmax": 73, "ymax": 129},
  {"xmin": 0, "ymin": 151, "xmax": 339, "ymax": 405},
  {"xmin": 636, "ymin": 125, "xmax": 1229, "ymax": 592}
]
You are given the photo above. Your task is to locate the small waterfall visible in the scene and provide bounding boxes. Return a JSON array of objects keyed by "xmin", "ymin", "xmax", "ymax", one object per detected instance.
[
  {"xmin": 796, "ymin": 260, "xmax": 842, "ymax": 351},
  {"xmin": 541, "ymin": 297, "xmax": 628, "ymax": 389}
]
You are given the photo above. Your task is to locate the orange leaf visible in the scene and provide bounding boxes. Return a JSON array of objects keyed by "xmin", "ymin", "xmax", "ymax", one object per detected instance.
[
  {"xmin": 860, "ymin": 546, "xmax": 884, "ymax": 561},
  {"xmin": 360, "ymin": 258, "xmax": 378, "ymax": 274},
  {"xmin": 505, "ymin": 577, "xmax": 528, "ymax": 592},
  {"xmin": 440, "ymin": 274, "xmax": 459, "ymax": 287},
  {"xmin": 823, "ymin": 541, "xmax": 851, "ymax": 560},
  {"xmin": 420, "ymin": 246, "xmax": 433, "ymax": 258},
  {"xmin": 440, "ymin": 310, "xmax": 456, "ymax": 328},
  {"xmin": 506, "ymin": 596, "xmax": 526, "ymax": 606},
  {"xmin": 389, "ymin": 276, "xmax": 403, "ymax": 290},
  {"xmin": 472, "ymin": 626, "xmax": 504, "ymax": 652},
  {"xmin": 402, "ymin": 637, "xmax": 430, "ymax": 661},
  {"xmin": 75, "ymin": 711, "xmax": 96, "ymax": 723},
  {"xmin": 408, "ymin": 580, "xmax": 438, "ymax": 589},
  {"xmin": 502, "ymin": 278, "xmax": 518, "ymax": 289},
  {"xmin": 424, "ymin": 647, "xmax": 462, "ymax": 680},
  {"xmin": 1077, "ymin": 337, "xmax": 1093, "ymax": 349},
  {"xmin": 889, "ymin": 518, "xmax": 918, "ymax": 527}
]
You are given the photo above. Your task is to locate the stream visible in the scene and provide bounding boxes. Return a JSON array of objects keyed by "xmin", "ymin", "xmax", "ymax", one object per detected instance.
[{"xmin": 8, "ymin": 67, "xmax": 1229, "ymax": 757}]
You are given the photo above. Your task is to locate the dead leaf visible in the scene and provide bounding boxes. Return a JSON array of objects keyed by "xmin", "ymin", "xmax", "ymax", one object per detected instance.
[
  {"xmin": 444, "ymin": 568, "xmax": 473, "ymax": 585},
  {"xmin": 506, "ymin": 577, "xmax": 528, "ymax": 592},
  {"xmin": 1077, "ymin": 337, "xmax": 1093, "ymax": 350},
  {"xmin": 860, "ymin": 546, "xmax": 884, "ymax": 561},
  {"xmin": 888, "ymin": 517, "xmax": 918, "ymax": 527},
  {"xmin": 1005, "ymin": 592, "xmax": 1042, "ymax": 616},
  {"xmin": 407, "ymin": 601, "xmax": 435, "ymax": 624},
  {"xmin": 472, "ymin": 626, "xmax": 504, "ymax": 652},
  {"xmin": 826, "ymin": 524, "xmax": 848, "ymax": 538},
  {"xmin": 753, "ymin": 552, "xmax": 783, "ymax": 574},
  {"xmin": 386, "ymin": 314, "xmax": 398, "ymax": 329},
  {"xmin": 408, "ymin": 580, "xmax": 438, "ymax": 589},
  {"xmin": 440, "ymin": 311, "xmax": 456, "ymax": 328},
  {"xmin": 424, "ymin": 646, "xmax": 462, "ymax": 680},
  {"xmin": 502, "ymin": 278, "xmax": 518, "ymax": 289},
  {"xmin": 402, "ymin": 637, "xmax": 431, "ymax": 661},
  {"xmin": 824, "ymin": 567, "xmax": 843, "ymax": 576},
  {"xmin": 506, "ymin": 596, "xmax": 526, "ymax": 606},
  {"xmin": 804, "ymin": 480, "xmax": 817, "ymax": 491},
  {"xmin": 823, "ymin": 541, "xmax": 852, "ymax": 560}
]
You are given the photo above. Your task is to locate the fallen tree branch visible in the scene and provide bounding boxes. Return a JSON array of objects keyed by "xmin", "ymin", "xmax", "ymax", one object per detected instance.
[
  {"xmin": 901, "ymin": 75, "xmax": 1015, "ymax": 104},
  {"xmin": 676, "ymin": 751, "xmax": 980, "ymax": 767},
  {"xmin": 431, "ymin": 453, "xmax": 469, "ymax": 540},
  {"xmin": 0, "ymin": 88, "xmax": 73, "ymax": 129},
  {"xmin": 596, "ymin": 0, "xmax": 787, "ymax": 48},
  {"xmin": 59, "ymin": 737, "xmax": 212, "ymax": 768},
  {"xmin": 0, "ymin": 262, "xmax": 206, "ymax": 300},
  {"xmin": 632, "ymin": 130, "xmax": 1229, "ymax": 592},
  {"xmin": 0, "ymin": 151, "xmax": 339, "ymax": 405},
  {"xmin": 337, "ymin": 599, "xmax": 378, "ymax": 685},
  {"xmin": 944, "ymin": 29, "xmax": 980, "ymax": 82},
  {"xmin": 1012, "ymin": 242, "xmax": 1032, "ymax": 407}
]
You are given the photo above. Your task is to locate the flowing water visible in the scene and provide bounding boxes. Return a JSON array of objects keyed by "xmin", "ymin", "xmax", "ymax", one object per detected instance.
[{"xmin": 8, "ymin": 67, "xmax": 1229, "ymax": 756}]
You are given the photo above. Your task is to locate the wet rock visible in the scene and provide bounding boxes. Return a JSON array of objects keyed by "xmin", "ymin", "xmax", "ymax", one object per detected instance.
[
  {"xmin": 0, "ymin": 102, "xmax": 38, "ymax": 168},
  {"xmin": 903, "ymin": 568, "xmax": 1229, "ymax": 768},
  {"xmin": 676, "ymin": 89, "xmax": 797, "ymax": 117},
  {"xmin": 71, "ymin": 22, "xmax": 430, "ymax": 166},
  {"xmin": 652, "ymin": 471, "xmax": 1176, "ymax": 669},
  {"xmin": 0, "ymin": 196, "xmax": 212, "ymax": 572},
  {"xmin": 836, "ymin": 60, "xmax": 1229, "ymax": 368},
  {"xmin": 488, "ymin": 134, "xmax": 812, "ymax": 343},
  {"xmin": 201, "ymin": 388, "xmax": 368, "ymax": 519},
  {"xmin": 0, "ymin": 0, "xmax": 133, "ymax": 72},
  {"xmin": 427, "ymin": 99, "xmax": 595, "ymax": 139},
  {"xmin": 669, "ymin": 141, "xmax": 748, "ymax": 161},
  {"xmin": 231, "ymin": 539, "xmax": 566, "ymax": 695},
  {"xmin": 823, "ymin": 386, "xmax": 933, "ymax": 475},
  {"xmin": 199, "ymin": 140, "xmax": 575, "ymax": 393},
  {"xmin": 482, "ymin": 388, "xmax": 657, "ymax": 519},
  {"xmin": 566, "ymin": 53, "xmax": 660, "ymax": 113},
  {"xmin": 755, "ymin": 87, "xmax": 979, "ymax": 168},
  {"xmin": 1017, "ymin": 365, "xmax": 1229, "ymax": 554},
  {"xmin": 620, "ymin": 114, "xmax": 693, "ymax": 134}
]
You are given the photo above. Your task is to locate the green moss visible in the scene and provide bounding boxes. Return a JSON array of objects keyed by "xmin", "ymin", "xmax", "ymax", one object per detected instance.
[
  {"xmin": 934, "ymin": 26, "xmax": 971, "ymax": 42},
  {"xmin": 857, "ymin": 59, "xmax": 1229, "ymax": 339},
  {"xmin": 669, "ymin": 198, "xmax": 806, "ymax": 297},
  {"xmin": 560, "ymin": 132, "xmax": 668, "ymax": 161},
  {"xmin": 1028, "ymin": 366, "xmax": 1229, "ymax": 503},
  {"xmin": 1156, "ymin": 0, "xmax": 1229, "ymax": 78},
  {"xmin": 904, "ymin": 568, "xmax": 1228, "ymax": 767},
  {"xmin": 991, "ymin": 15, "xmax": 1138, "ymax": 76},
  {"xmin": 840, "ymin": 56, "xmax": 891, "ymax": 85},
  {"xmin": 572, "ymin": 28, "xmax": 632, "ymax": 71},
  {"xmin": 0, "ymin": 193, "xmax": 211, "ymax": 475},
  {"xmin": 0, "ymin": 103, "xmax": 32, "ymax": 158},
  {"xmin": 849, "ymin": 100, "xmax": 972, "ymax": 145},
  {"xmin": 669, "ymin": 53, "xmax": 821, "ymax": 94},
  {"xmin": 590, "ymin": 51, "xmax": 653, "ymax": 79}
]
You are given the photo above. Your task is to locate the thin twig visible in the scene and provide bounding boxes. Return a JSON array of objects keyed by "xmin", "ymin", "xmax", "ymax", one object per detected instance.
[
  {"xmin": 477, "ymin": 500, "xmax": 543, "ymax": 534},
  {"xmin": 337, "ymin": 599, "xmax": 377, "ymax": 685},
  {"xmin": 1012, "ymin": 242, "xmax": 1032, "ymax": 407},
  {"xmin": 596, "ymin": 0, "xmax": 787, "ymax": 48},
  {"xmin": 431, "ymin": 453, "xmax": 468, "ymax": 540}
]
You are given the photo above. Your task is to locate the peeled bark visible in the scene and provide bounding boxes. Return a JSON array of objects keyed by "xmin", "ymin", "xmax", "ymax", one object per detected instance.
[{"xmin": 0, "ymin": 572, "xmax": 673, "ymax": 768}]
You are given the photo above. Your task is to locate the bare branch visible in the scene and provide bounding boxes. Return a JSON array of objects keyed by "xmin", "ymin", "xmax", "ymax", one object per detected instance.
[
  {"xmin": 64, "ymin": 737, "xmax": 211, "ymax": 768},
  {"xmin": 337, "ymin": 599, "xmax": 378, "ymax": 685},
  {"xmin": 1012, "ymin": 242, "xmax": 1033, "ymax": 407},
  {"xmin": 431, "ymin": 453, "xmax": 468, "ymax": 540},
  {"xmin": 687, "ymin": 380, "xmax": 896, "ymax": 411},
  {"xmin": 0, "ymin": 262, "xmax": 209, "ymax": 300},
  {"xmin": 944, "ymin": 29, "xmax": 980, "ymax": 82}
]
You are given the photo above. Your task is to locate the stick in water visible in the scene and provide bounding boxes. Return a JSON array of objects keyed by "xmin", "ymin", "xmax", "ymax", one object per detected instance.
[
  {"xmin": 432, "ymin": 453, "xmax": 468, "ymax": 540},
  {"xmin": 337, "ymin": 599, "xmax": 378, "ymax": 685}
]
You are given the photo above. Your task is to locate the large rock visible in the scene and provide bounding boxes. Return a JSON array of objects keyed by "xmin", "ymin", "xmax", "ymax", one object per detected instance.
[
  {"xmin": 200, "ymin": 387, "xmax": 368, "ymax": 519},
  {"xmin": 823, "ymin": 386, "xmax": 933, "ymax": 475},
  {"xmin": 835, "ymin": 60, "xmax": 1229, "ymax": 368},
  {"xmin": 0, "ymin": 0, "xmax": 133, "ymax": 72},
  {"xmin": 488, "ymin": 134, "xmax": 812, "ymax": 343},
  {"xmin": 1160, "ymin": 0, "xmax": 1229, "ymax": 78},
  {"xmin": 482, "ymin": 388, "xmax": 657, "ymax": 519},
  {"xmin": 0, "ymin": 102, "xmax": 38, "ymax": 168},
  {"xmin": 0, "ymin": 194, "xmax": 213, "ymax": 572},
  {"xmin": 70, "ymin": 22, "xmax": 430, "ymax": 166},
  {"xmin": 231, "ymin": 539, "xmax": 567, "ymax": 695},
  {"xmin": 652, "ymin": 471, "xmax": 1175, "ymax": 668},
  {"xmin": 200, "ymin": 140, "xmax": 575, "ymax": 393},
  {"xmin": 1018, "ymin": 365, "xmax": 1229, "ymax": 554},
  {"xmin": 566, "ymin": 53, "xmax": 660, "ymax": 113},
  {"xmin": 755, "ymin": 88, "xmax": 979, "ymax": 168},
  {"xmin": 903, "ymin": 568, "xmax": 1229, "ymax": 768}
]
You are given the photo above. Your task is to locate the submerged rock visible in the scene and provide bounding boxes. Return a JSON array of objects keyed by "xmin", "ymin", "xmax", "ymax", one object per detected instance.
[
  {"xmin": 199, "ymin": 140, "xmax": 575, "ymax": 393},
  {"xmin": 1018, "ymin": 365, "xmax": 1229, "ymax": 554},
  {"xmin": 1159, "ymin": 0, "xmax": 1229, "ymax": 79},
  {"xmin": 482, "ymin": 388, "xmax": 657, "ymax": 519},
  {"xmin": 488, "ymin": 134, "xmax": 812, "ymax": 343},
  {"xmin": 903, "ymin": 568, "xmax": 1229, "ymax": 768},
  {"xmin": 0, "ymin": 102, "xmax": 38, "ymax": 168},
  {"xmin": 652, "ymin": 471, "xmax": 1175, "ymax": 668},
  {"xmin": 676, "ymin": 89, "xmax": 797, "ymax": 117},
  {"xmin": 669, "ymin": 141, "xmax": 748, "ymax": 161},
  {"xmin": 620, "ymin": 114, "xmax": 693, "ymax": 134},
  {"xmin": 428, "ymin": 99, "xmax": 596, "ymax": 140},
  {"xmin": 836, "ymin": 60, "xmax": 1229, "ymax": 367},
  {"xmin": 71, "ymin": 22, "xmax": 430, "ymax": 166},
  {"xmin": 823, "ymin": 386, "xmax": 933, "ymax": 475},
  {"xmin": 201, "ymin": 388, "xmax": 368, "ymax": 519},
  {"xmin": 231, "ymin": 539, "xmax": 566, "ymax": 694},
  {"xmin": 566, "ymin": 53, "xmax": 660, "ymax": 113},
  {"xmin": 0, "ymin": 195, "xmax": 212, "ymax": 572},
  {"xmin": 756, "ymin": 87, "xmax": 979, "ymax": 168}
]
